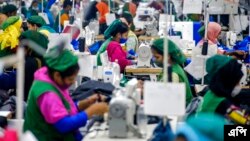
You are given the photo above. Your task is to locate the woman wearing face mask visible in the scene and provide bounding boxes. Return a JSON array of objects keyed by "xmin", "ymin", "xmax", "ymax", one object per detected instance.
[
  {"xmin": 24, "ymin": 47, "xmax": 109, "ymax": 141},
  {"xmin": 151, "ymin": 38, "xmax": 193, "ymax": 105},
  {"xmin": 197, "ymin": 55, "xmax": 250, "ymax": 124},
  {"xmin": 27, "ymin": 0, "xmax": 40, "ymax": 18},
  {"xmin": 96, "ymin": 19, "xmax": 135, "ymax": 72}
]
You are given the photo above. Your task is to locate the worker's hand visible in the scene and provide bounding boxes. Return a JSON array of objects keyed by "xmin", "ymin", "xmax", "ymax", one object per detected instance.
[
  {"xmin": 78, "ymin": 94, "xmax": 105, "ymax": 111},
  {"xmin": 226, "ymin": 51, "xmax": 247, "ymax": 60},
  {"xmin": 85, "ymin": 102, "xmax": 109, "ymax": 119}
]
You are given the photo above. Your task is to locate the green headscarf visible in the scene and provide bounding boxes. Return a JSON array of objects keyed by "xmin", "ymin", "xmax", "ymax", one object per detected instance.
[
  {"xmin": 104, "ymin": 19, "xmax": 122, "ymax": 39},
  {"xmin": 152, "ymin": 38, "xmax": 186, "ymax": 65},
  {"xmin": 121, "ymin": 11, "xmax": 135, "ymax": 31},
  {"xmin": 20, "ymin": 30, "xmax": 49, "ymax": 49},
  {"xmin": 44, "ymin": 47, "xmax": 78, "ymax": 72},
  {"xmin": 27, "ymin": 16, "xmax": 46, "ymax": 27},
  {"xmin": 1, "ymin": 16, "xmax": 20, "ymax": 30},
  {"xmin": 206, "ymin": 55, "xmax": 232, "ymax": 82},
  {"xmin": 2, "ymin": 4, "xmax": 17, "ymax": 15},
  {"xmin": 187, "ymin": 113, "xmax": 226, "ymax": 141},
  {"xmin": 198, "ymin": 25, "xmax": 205, "ymax": 37}
]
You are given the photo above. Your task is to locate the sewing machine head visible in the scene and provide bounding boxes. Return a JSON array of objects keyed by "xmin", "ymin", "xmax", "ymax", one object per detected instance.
[{"xmin": 137, "ymin": 43, "xmax": 152, "ymax": 68}]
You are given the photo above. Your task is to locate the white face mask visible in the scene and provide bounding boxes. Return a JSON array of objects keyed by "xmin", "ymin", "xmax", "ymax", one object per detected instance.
[{"xmin": 231, "ymin": 85, "xmax": 242, "ymax": 97}]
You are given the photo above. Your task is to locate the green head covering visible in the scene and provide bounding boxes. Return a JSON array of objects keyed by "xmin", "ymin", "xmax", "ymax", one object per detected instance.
[
  {"xmin": 187, "ymin": 113, "xmax": 226, "ymax": 141},
  {"xmin": 1, "ymin": 16, "xmax": 20, "ymax": 30},
  {"xmin": 2, "ymin": 4, "xmax": 17, "ymax": 14},
  {"xmin": 152, "ymin": 38, "xmax": 186, "ymax": 65},
  {"xmin": 104, "ymin": 19, "xmax": 123, "ymax": 39},
  {"xmin": 20, "ymin": 30, "xmax": 49, "ymax": 49},
  {"xmin": 206, "ymin": 55, "xmax": 232, "ymax": 82},
  {"xmin": 27, "ymin": 16, "xmax": 46, "ymax": 27},
  {"xmin": 122, "ymin": 11, "xmax": 133, "ymax": 25},
  {"xmin": 198, "ymin": 25, "xmax": 205, "ymax": 37},
  {"xmin": 44, "ymin": 47, "xmax": 78, "ymax": 72}
]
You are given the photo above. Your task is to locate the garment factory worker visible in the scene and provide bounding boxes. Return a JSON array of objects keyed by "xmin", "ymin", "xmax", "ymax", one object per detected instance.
[
  {"xmin": 84, "ymin": 0, "xmax": 98, "ymax": 23},
  {"xmin": 197, "ymin": 22, "xmax": 226, "ymax": 55},
  {"xmin": 97, "ymin": 19, "xmax": 135, "ymax": 72},
  {"xmin": 199, "ymin": 22, "xmax": 247, "ymax": 59},
  {"xmin": 151, "ymin": 38, "xmax": 193, "ymax": 105},
  {"xmin": 184, "ymin": 22, "xmax": 223, "ymax": 83},
  {"xmin": 120, "ymin": 12, "xmax": 139, "ymax": 52},
  {"xmin": 122, "ymin": 0, "xmax": 139, "ymax": 17},
  {"xmin": 96, "ymin": 0, "xmax": 109, "ymax": 34},
  {"xmin": 0, "ymin": 16, "xmax": 22, "ymax": 57},
  {"xmin": 27, "ymin": 16, "xmax": 47, "ymax": 30},
  {"xmin": 21, "ymin": 1, "xmax": 28, "ymax": 18},
  {"xmin": 27, "ymin": 15, "xmax": 56, "ymax": 36},
  {"xmin": 175, "ymin": 113, "xmax": 225, "ymax": 141},
  {"xmin": 54, "ymin": 0, "xmax": 72, "ymax": 32},
  {"xmin": 24, "ymin": 47, "xmax": 109, "ymax": 141},
  {"xmin": 0, "ymin": 4, "xmax": 17, "ymax": 26},
  {"xmin": 20, "ymin": 30, "xmax": 49, "ymax": 101},
  {"xmin": 28, "ymin": 0, "xmax": 40, "ymax": 17},
  {"xmin": 197, "ymin": 55, "xmax": 250, "ymax": 124},
  {"xmin": 0, "ymin": 30, "xmax": 49, "ymax": 100}
]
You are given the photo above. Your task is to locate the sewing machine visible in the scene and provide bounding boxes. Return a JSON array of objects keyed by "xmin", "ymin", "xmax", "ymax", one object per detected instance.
[
  {"xmin": 134, "ymin": 3, "xmax": 158, "ymax": 36},
  {"xmin": 137, "ymin": 43, "xmax": 152, "ymax": 68},
  {"xmin": 108, "ymin": 79, "xmax": 142, "ymax": 138},
  {"xmin": 100, "ymin": 51, "xmax": 121, "ymax": 86}
]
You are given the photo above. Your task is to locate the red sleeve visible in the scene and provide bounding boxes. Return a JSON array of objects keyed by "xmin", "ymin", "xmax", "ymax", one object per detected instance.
[{"xmin": 107, "ymin": 42, "xmax": 132, "ymax": 72}]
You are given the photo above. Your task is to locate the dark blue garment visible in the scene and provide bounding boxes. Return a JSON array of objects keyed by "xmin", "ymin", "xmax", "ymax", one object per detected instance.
[
  {"xmin": 89, "ymin": 41, "xmax": 104, "ymax": 55},
  {"xmin": 234, "ymin": 36, "xmax": 250, "ymax": 63},
  {"xmin": 0, "ymin": 71, "xmax": 16, "ymax": 91}
]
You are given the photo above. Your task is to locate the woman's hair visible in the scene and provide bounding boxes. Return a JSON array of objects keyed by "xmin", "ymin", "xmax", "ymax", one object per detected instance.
[
  {"xmin": 121, "ymin": 13, "xmax": 133, "ymax": 25},
  {"xmin": 151, "ymin": 45, "xmax": 163, "ymax": 55},
  {"xmin": 110, "ymin": 22, "xmax": 128, "ymax": 37},
  {"xmin": 63, "ymin": 0, "xmax": 73, "ymax": 8},
  {"xmin": 48, "ymin": 63, "xmax": 80, "ymax": 79}
]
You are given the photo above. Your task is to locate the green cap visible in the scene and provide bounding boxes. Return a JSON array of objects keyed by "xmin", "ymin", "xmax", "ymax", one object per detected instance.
[
  {"xmin": 198, "ymin": 25, "xmax": 205, "ymax": 37},
  {"xmin": 122, "ymin": 11, "xmax": 133, "ymax": 24},
  {"xmin": 206, "ymin": 55, "xmax": 232, "ymax": 82},
  {"xmin": 44, "ymin": 47, "xmax": 78, "ymax": 72},
  {"xmin": 187, "ymin": 113, "xmax": 226, "ymax": 141},
  {"xmin": 104, "ymin": 19, "xmax": 122, "ymax": 39},
  {"xmin": 1, "ymin": 16, "xmax": 20, "ymax": 30},
  {"xmin": 20, "ymin": 30, "xmax": 49, "ymax": 49},
  {"xmin": 27, "ymin": 16, "xmax": 46, "ymax": 27},
  {"xmin": 2, "ymin": 4, "xmax": 17, "ymax": 14},
  {"xmin": 152, "ymin": 38, "xmax": 186, "ymax": 65}
]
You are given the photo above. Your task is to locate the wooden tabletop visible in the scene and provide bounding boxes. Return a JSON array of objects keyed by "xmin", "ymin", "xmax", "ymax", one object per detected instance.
[{"xmin": 125, "ymin": 66, "xmax": 162, "ymax": 74}]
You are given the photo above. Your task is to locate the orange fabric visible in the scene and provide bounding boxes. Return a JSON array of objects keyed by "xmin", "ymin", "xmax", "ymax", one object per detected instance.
[
  {"xmin": 96, "ymin": 2, "xmax": 109, "ymax": 24},
  {"xmin": 60, "ymin": 13, "xmax": 69, "ymax": 26},
  {"xmin": 129, "ymin": 2, "xmax": 137, "ymax": 17}
]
